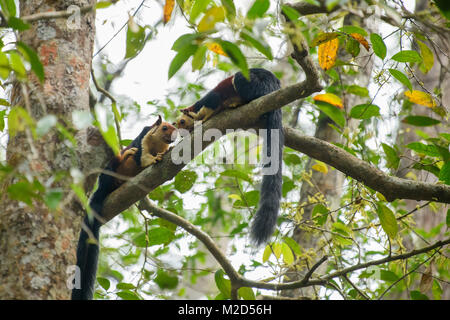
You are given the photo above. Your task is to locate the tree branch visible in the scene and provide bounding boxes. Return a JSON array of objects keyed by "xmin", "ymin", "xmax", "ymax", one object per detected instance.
[
  {"xmin": 139, "ymin": 199, "xmax": 449, "ymax": 296},
  {"xmin": 21, "ymin": 5, "xmax": 95, "ymax": 23},
  {"xmin": 283, "ymin": 127, "xmax": 450, "ymax": 203}
]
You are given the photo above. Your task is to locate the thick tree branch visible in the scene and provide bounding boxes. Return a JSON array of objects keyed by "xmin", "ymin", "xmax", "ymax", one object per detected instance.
[{"xmin": 283, "ymin": 127, "xmax": 450, "ymax": 203}]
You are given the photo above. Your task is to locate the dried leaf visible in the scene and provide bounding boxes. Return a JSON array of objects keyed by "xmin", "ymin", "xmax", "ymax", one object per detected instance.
[
  {"xmin": 206, "ymin": 42, "xmax": 227, "ymax": 56},
  {"xmin": 419, "ymin": 260, "xmax": 434, "ymax": 293},
  {"xmin": 350, "ymin": 33, "xmax": 370, "ymax": 51},
  {"xmin": 163, "ymin": 0, "xmax": 175, "ymax": 24},
  {"xmin": 318, "ymin": 38, "xmax": 339, "ymax": 71},
  {"xmin": 404, "ymin": 90, "xmax": 436, "ymax": 108},
  {"xmin": 313, "ymin": 93, "xmax": 343, "ymax": 109}
]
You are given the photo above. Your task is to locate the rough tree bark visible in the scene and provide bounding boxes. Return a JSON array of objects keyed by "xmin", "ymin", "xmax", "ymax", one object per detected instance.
[{"xmin": 0, "ymin": 0, "xmax": 106, "ymax": 299}]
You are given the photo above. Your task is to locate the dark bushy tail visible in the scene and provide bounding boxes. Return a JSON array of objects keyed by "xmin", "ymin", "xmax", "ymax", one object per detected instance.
[
  {"xmin": 234, "ymin": 68, "xmax": 283, "ymax": 245},
  {"xmin": 251, "ymin": 109, "xmax": 283, "ymax": 245},
  {"xmin": 72, "ymin": 170, "xmax": 115, "ymax": 300}
]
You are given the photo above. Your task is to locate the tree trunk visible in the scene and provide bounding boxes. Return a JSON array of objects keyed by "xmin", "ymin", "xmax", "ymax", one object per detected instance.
[{"xmin": 0, "ymin": 0, "xmax": 105, "ymax": 299}]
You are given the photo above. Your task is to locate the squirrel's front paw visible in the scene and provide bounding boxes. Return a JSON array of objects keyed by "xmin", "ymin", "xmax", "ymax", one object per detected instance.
[{"xmin": 141, "ymin": 154, "xmax": 157, "ymax": 167}]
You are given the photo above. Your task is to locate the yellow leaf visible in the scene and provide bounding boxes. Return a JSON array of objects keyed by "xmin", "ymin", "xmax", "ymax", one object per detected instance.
[
  {"xmin": 228, "ymin": 194, "xmax": 241, "ymax": 201},
  {"xmin": 198, "ymin": 6, "xmax": 225, "ymax": 33},
  {"xmin": 206, "ymin": 42, "xmax": 227, "ymax": 56},
  {"xmin": 272, "ymin": 243, "xmax": 282, "ymax": 259},
  {"xmin": 163, "ymin": 0, "xmax": 175, "ymax": 24},
  {"xmin": 404, "ymin": 90, "xmax": 436, "ymax": 108},
  {"xmin": 312, "ymin": 161, "xmax": 328, "ymax": 174},
  {"xmin": 262, "ymin": 245, "xmax": 271, "ymax": 263},
  {"xmin": 318, "ymin": 38, "xmax": 339, "ymax": 71},
  {"xmin": 350, "ymin": 33, "xmax": 370, "ymax": 51},
  {"xmin": 281, "ymin": 243, "xmax": 294, "ymax": 265},
  {"xmin": 313, "ymin": 93, "xmax": 343, "ymax": 109}
]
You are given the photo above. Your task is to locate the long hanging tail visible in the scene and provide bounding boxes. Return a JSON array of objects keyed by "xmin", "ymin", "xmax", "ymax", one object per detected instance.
[
  {"xmin": 72, "ymin": 170, "xmax": 115, "ymax": 300},
  {"xmin": 234, "ymin": 68, "xmax": 284, "ymax": 245},
  {"xmin": 250, "ymin": 109, "xmax": 284, "ymax": 245}
]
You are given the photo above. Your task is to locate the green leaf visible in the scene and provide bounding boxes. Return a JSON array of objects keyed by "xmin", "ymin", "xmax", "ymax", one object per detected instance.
[
  {"xmin": 99, "ymin": 124, "xmax": 120, "ymax": 155},
  {"xmin": 339, "ymin": 25, "xmax": 368, "ymax": 36},
  {"xmin": 0, "ymin": 0, "xmax": 16, "ymax": 17},
  {"xmin": 7, "ymin": 17, "xmax": 30, "ymax": 31},
  {"xmin": 238, "ymin": 287, "xmax": 255, "ymax": 300},
  {"xmin": 97, "ymin": 277, "xmax": 111, "ymax": 291},
  {"xmin": 282, "ymin": 236, "xmax": 302, "ymax": 255},
  {"xmin": 220, "ymin": 169, "xmax": 252, "ymax": 182},
  {"xmin": 7, "ymin": 180, "xmax": 41, "ymax": 206},
  {"xmin": 17, "ymin": 42, "xmax": 45, "ymax": 83},
  {"xmin": 406, "ymin": 142, "xmax": 441, "ymax": 157},
  {"xmin": 416, "ymin": 40, "xmax": 434, "ymax": 73},
  {"xmin": 116, "ymin": 282, "xmax": 135, "ymax": 290},
  {"xmin": 168, "ymin": 44, "xmax": 198, "ymax": 79},
  {"xmin": 349, "ymin": 104, "xmax": 380, "ymax": 119},
  {"xmin": 247, "ymin": 0, "xmax": 270, "ymax": 19},
  {"xmin": 44, "ymin": 188, "xmax": 63, "ymax": 210},
  {"xmin": 312, "ymin": 203, "xmax": 328, "ymax": 226},
  {"xmin": 376, "ymin": 203, "xmax": 398, "ymax": 239},
  {"xmin": 391, "ymin": 50, "xmax": 422, "ymax": 63},
  {"xmin": 192, "ymin": 45, "xmax": 208, "ymax": 71},
  {"xmin": 190, "ymin": 0, "xmax": 211, "ymax": 23},
  {"xmin": 388, "ymin": 68, "xmax": 412, "ymax": 91},
  {"xmin": 8, "ymin": 107, "xmax": 34, "ymax": 138},
  {"xmin": 402, "ymin": 115, "xmax": 440, "ymax": 127},
  {"xmin": 154, "ymin": 269, "xmax": 179, "ymax": 290},
  {"xmin": 0, "ymin": 52, "xmax": 11, "ymax": 79},
  {"xmin": 217, "ymin": 40, "xmax": 248, "ymax": 78},
  {"xmin": 174, "ymin": 170, "xmax": 198, "ymax": 193},
  {"xmin": 345, "ymin": 85, "xmax": 369, "ymax": 97},
  {"xmin": 281, "ymin": 4, "xmax": 301, "ymax": 21},
  {"xmin": 380, "ymin": 270, "xmax": 399, "ymax": 282},
  {"xmin": 410, "ymin": 290, "xmax": 429, "ymax": 300},
  {"xmin": 221, "ymin": 0, "xmax": 236, "ymax": 19},
  {"xmin": 172, "ymin": 33, "xmax": 200, "ymax": 52},
  {"xmin": 148, "ymin": 227, "xmax": 175, "ymax": 246},
  {"xmin": 439, "ymin": 162, "xmax": 450, "ymax": 185},
  {"xmin": 125, "ymin": 22, "xmax": 146, "ymax": 59},
  {"xmin": 9, "ymin": 51, "xmax": 27, "ymax": 80},
  {"xmin": 214, "ymin": 269, "xmax": 231, "ymax": 299},
  {"xmin": 240, "ymin": 32, "xmax": 273, "ymax": 60},
  {"xmin": 381, "ymin": 143, "xmax": 400, "ymax": 170},
  {"xmin": 314, "ymin": 101, "xmax": 346, "ymax": 128},
  {"xmin": 370, "ymin": 33, "xmax": 386, "ymax": 60},
  {"xmin": 116, "ymin": 291, "xmax": 141, "ymax": 300},
  {"xmin": 345, "ymin": 38, "xmax": 360, "ymax": 57}
]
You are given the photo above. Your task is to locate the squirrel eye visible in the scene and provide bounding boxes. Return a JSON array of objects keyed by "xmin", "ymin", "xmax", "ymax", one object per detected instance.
[
  {"xmin": 180, "ymin": 119, "xmax": 185, "ymax": 124},
  {"xmin": 162, "ymin": 125, "xmax": 168, "ymax": 131}
]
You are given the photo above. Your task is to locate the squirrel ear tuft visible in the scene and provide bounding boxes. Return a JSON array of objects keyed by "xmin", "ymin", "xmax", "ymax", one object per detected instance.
[{"xmin": 155, "ymin": 115, "xmax": 162, "ymax": 126}]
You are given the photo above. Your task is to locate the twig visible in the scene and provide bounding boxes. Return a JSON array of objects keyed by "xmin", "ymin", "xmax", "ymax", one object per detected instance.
[{"xmin": 21, "ymin": 5, "xmax": 95, "ymax": 23}]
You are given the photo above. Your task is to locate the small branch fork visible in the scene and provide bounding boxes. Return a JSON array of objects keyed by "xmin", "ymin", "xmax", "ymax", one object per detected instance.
[{"xmin": 140, "ymin": 199, "xmax": 449, "ymax": 299}]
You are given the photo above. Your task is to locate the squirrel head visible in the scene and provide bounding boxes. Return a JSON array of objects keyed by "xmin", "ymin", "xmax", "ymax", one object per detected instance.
[
  {"xmin": 152, "ymin": 115, "xmax": 178, "ymax": 144},
  {"xmin": 173, "ymin": 109, "xmax": 195, "ymax": 132}
]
